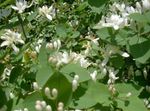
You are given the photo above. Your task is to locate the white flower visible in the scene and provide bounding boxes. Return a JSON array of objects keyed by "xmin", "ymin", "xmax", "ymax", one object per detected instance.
[
  {"xmin": 90, "ymin": 70, "xmax": 97, "ymax": 82},
  {"xmin": 11, "ymin": 0, "xmax": 28, "ymax": 13},
  {"xmin": 39, "ymin": 5, "xmax": 55, "ymax": 20},
  {"xmin": 107, "ymin": 14, "xmax": 126, "ymax": 30},
  {"xmin": 35, "ymin": 39, "xmax": 43, "ymax": 53},
  {"xmin": 0, "ymin": 30, "xmax": 24, "ymax": 52},
  {"xmin": 79, "ymin": 57, "xmax": 91, "ymax": 68},
  {"xmin": 108, "ymin": 68, "xmax": 119, "ymax": 84},
  {"xmin": 136, "ymin": 2, "xmax": 142, "ymax": 13},
  {"xmin": 142, "ymin": 0, "xmax": 150, "ymax": 10}
]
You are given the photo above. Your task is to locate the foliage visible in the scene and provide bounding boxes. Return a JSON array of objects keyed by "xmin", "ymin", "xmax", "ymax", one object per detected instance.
[{"xmin": 0, "ymin": 0, "xmax": 150, "ymax": 111}]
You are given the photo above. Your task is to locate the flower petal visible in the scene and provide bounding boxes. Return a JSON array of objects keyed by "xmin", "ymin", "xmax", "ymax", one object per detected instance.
[
  {"xmin": 11, "ymin": 5, "xmax": 19, "ymax": 11},
  {"xmin": 1, "ymin": 41, "xmax": 10, "ymax": 47},
  {"xmin": 11, "ymin": 44, "xmax": 19, "ymax": 53}
]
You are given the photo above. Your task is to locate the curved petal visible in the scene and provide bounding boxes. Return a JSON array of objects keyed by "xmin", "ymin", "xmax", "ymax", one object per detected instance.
[
  {"xmin": 11, "ymin": 5, "xmax": 19, "ymax": 11},
  {"xmin": 11, "ymin": 44, "xmax": 19, "ymax": 53},
  {"xmin": 1, "ymin": 41, "xmax": 10, "ymax": 47},
  {"xmin": 46, "ymin": 14, "xmax": 52, "ymax": 21}
]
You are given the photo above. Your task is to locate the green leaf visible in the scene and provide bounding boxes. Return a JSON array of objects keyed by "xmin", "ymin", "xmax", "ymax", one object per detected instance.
[
  {"xmin": 27, "ymin": 11, "xmax": 38, "ymax": 22},
  {"xmin": 0, "ymin": 63, "xmax": 4, "ymax": 77},
  {"xmin": 129, "ymin": 13, "xmax": 148, "ymax": 23},
  {"xmin": 0, "ymin": 0, "xmax": 15, "ymax": 7},
  {"xmin": 116, "ymin": 83, "xmax": 147, "ymax": 111},
  {"xmin": 110, "ymin": 55, "xmax": 125, "ymax": 69},
  {"xmin": 36, "ymin": 43, "xmax": 53, "ymax": 87},
  {"xmin": 129, "ymin": 37, "xmax": 150, "ymax": 64},
  {"xmin": 70, "ymin": 81, "xmax": 110, "ymax": 109},
  {"xmin": 75, "ymin": 2, "xmax": 88, "ymax": 12},
  {"xmin": 144, "ymin": 10, "xmax": 150, "ymax": 23},
  {"xmin": 23, "ymin": 92, "xmax": 43, "ymax": 111},
  {"xmin": 60, "ymin": 63, "xmax": 90, "ymax": 82},
  {"xmin": 71, "ymin": 31, "xmax": 80, "ymax": 38},
  {"xmin": 0, "ymin": 8, "xmax": 11, "ymax": 20},
  {"xmin": 56, "ymin": 24, "xmax": 67, "ymax": 38},
  {"xmin": 0, "ymin": 88, "xmax": 7, "ymax": 108},
  {"xmin": 88, "ymin": 0, "xmax": 108, "ymax": 7},
  {"xmin": 88, "ymin": 0, "xmax": 108, "ymax": 13},
  {"xmin": 9, "ymin": 66, "xmax": 22, "ymax": 83},
  {"xmin": 96, "ymin": 27, "xmax": 111, "ymax": 41},
  {"xmin": 43, "ymin": 72, "xmax": 72, "ymax": 106}
]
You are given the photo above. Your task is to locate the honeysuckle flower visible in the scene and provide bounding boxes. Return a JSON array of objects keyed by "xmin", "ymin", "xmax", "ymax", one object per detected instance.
[
  {"xmin": 142, "ymin": 0, "xmax": 150, "ymax": 10},
  {"xmin": 109, "ymin": 69, "xmax": 119, "ymax": 80},
  {"xmin": 85, "ymin": 35, "xmax": 99, "ymax": 46},
  {"xmin": 11, "ymin": 0, "xmax": 32, "ymax": 13},
  {"xmin": 0, "ymin": 30, "xmax": 24, "ymax": 53},
  {"xmin": 90, "ymin": 70, "xmax": 97, "ymax": 82},
  {"xmin": 106, "ymin": 14, "xmax": 126, "ymax": 30},
  {"xmin": 136, "ymin": 2, "xmax": 142, "ymax": 13},
  {"xmin": 79, "ymin": 57, "xmax": 91, "ymax": 68},
  {"xmin": 53, "ymin": 39, "xmax": 61, "ymax": 49},
  {"xmin": 46, "ymin": 39, "xmax": 61, "ymax": 50},
  {"xmin": 35, "ymin": 39, "xmax": 43, "ymax": 53},
  {"xmin": 39, "ymin": 5, "xmax": 55, "ymax": 20}
]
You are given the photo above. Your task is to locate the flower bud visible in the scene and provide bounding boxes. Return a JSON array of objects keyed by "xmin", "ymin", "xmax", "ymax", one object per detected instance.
[
  {"xmin": 126, "ymin": 92, "xmax": 132, "ymax": 98},
  {"xmin": 33, "ymin": 82, "xmax": 39, "ymax": 90},
  {"xmin": 24, "ymin": 108, "xmax": 28, "ymax": 111},
  {"xmin": 58, "ymin": 102, "xmax": 64, "ymax": 107},
  {"xmin": 46, "ymin": 43, "xmax": 53, "ymax": 49},
  {"xmin": 10, "ymin": 92, "xmax": 15, "ymax": 99},
  {"xmin": 53, "ymin": 41, "xmax": 58, "ymax": 49},
  {"xmin": 52, "ymin": 88, "xmax": 58, "ymax": 99},
  {"xmin": 41, "ymin": 101, "xmax": 47, "ymax": 108},
  {"xmin": 46, "ymin": 105, "xmax": 52, "ymax": 111},
  {"xmin": 120, "ymin": 51, "xmax": 130, "ymax": 58},
  {"xmin": 35, "ymin": 104, "xmax": 42, "ymax": 111},
  {"xmin": 45, "ymin": 87, "xmax": 50, "ymax": 98},
  {"xmin": 74, "ymin": 75, "xmax": 79, "ymax": 81},
  {"xmin": 36, "ymin": 100, "xmax": 41, "ymax": 105},
  {"xmin": 57, "ymin": 107, "xmax": 63, "ymax": 111},
  {"xmin": 72, "ymin": 79, "xmax": 78, "ymax": 91}
]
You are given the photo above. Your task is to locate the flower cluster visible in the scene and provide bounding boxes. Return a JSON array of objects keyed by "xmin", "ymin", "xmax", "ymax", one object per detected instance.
[
  {"xmin": 0, "ymin": 30, "xmax": 24, "ymax": 53},
  {"xmin": 46, "ymin": 39, "xmax": 61, "ymax": 50},
  {"xmin": 107, "ymin": 67, "xmax": 119, "ymax": 95},
  {"xmin": 11, "ymin": 0, "xmax": 33, "ymax": 13},
  {"xmin": 39, "ymin": 5, "xmax": 55, "ymax": 21},
  {"xmin": 94, "ymin": 0, "xmax": 150, "ymax": 30},
  {"xmin": 35, "ymin": 100, "xmax": 52, "ymax": 111}
]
